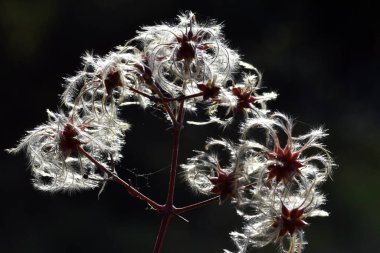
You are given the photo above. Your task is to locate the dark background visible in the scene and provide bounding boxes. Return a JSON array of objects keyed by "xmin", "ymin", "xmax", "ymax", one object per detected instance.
[{"xmin": 1, "ymin": 0, "xmax": 379, "ymax": 252}]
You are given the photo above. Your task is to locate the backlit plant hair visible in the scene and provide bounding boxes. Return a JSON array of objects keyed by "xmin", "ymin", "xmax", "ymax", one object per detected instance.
[{"xmin": 8, "ymin": 11, "xmax": 334, "ymax": 253}]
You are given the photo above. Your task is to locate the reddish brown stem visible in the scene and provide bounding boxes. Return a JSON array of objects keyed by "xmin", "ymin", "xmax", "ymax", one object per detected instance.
[
  {"xmin": 82, "ymin": 85, "xmax": 217, "ymax": 252},
  {"xmin": 77, "ymin": 146, "xmax": 161, "ymax": 210},
  {"xmin": 152, "ymin": 99, "xmax": 185, "ymax": 253},
  {"xmin": 160, "ymin": 92, "xmax": 204, "ymax": 102},
  {"xmin": 153, "ymin": 214, "xmax": 172, "ymax": 253},
  {"xmin": 128, "ymin": 85, "xmax": 204, "ymax": 104},
  {"xmin": 165, "ymin": 127, "xmax": 181, "ymax": 207},
  {"xmin": 181, "ymin": 92, "xmax": 204, "ymax": 100},
  {"xmin": 127, "ymin": 85, "xmax": 177, "ymax": 125},
  {"xmin": 175, "ymin": 196, "xmax": 220, "ymax": 214},
  {"xmin": 166, "ymin": 100, "xmax": 185, "ymax": 205},
  {"xmin": 127, "ymin": 86, "xmax": 155, "ymax": 100}
]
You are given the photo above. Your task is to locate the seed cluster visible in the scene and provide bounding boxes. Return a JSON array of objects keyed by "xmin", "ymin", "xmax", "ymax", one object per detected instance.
[{"xmin": 9, "ymin": 12, "xmax": 334, "ymax": 253}]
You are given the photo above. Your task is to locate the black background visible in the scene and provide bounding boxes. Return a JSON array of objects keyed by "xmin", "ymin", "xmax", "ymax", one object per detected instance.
[{"xmin": 1, "ymin": 0, "xmax": 379, "ymax": 252}]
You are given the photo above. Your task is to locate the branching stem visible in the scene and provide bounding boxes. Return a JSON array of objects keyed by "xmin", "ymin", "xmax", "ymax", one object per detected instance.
[
  {"xmin": 175, "ymin": 196, "xmax": 220, "ymax": 214},
  {"xmin": 81, "ymin": 86, "xmax": 217, "ymax": 253},
  {"xmin": 77, "ymin": 146, "xmax": 161, "ymax": 210}
]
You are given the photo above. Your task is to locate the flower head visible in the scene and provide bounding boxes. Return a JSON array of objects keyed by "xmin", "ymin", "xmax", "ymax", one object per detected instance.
[
  {"xmin": 230, "ymin": 185, "xmax": 328, "ymax": 253},
  {"xmin": 188, "ymin": 71, "xmax": 277, "ymax": 126},
  {"xmin": 8, "ymin": 110, "xmax": 127, "ymax": 192},
  {"xmin": 61, "ymin": 48, "xmax": 156, "ymax": 117},
  {"xmin": 182, "ymin": 138, "xmax": 257, "ymax": 203},
  {"xmin": 134, "ymin": 11, "xmax": 240, "ymax": 97},
  {"xmin": 8, "ymin": 12, "xmax": 335, "ymax": 253},
  {"xmin": 241, "ymin": 113, "xmax": 333, "ymax": 188}
]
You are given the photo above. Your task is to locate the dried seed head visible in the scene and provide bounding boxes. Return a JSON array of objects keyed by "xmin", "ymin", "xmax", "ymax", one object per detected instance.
[
  {"xmin": 59, "ymin": 121, "xmax": 81, "ymax": 158},
  {"xmin": 272, "ymin": 204, "xmax": 307, "ymax": 238},
  {"xmin": 266, "ymin": 146, "xmax": 303, "ymax": 185}
]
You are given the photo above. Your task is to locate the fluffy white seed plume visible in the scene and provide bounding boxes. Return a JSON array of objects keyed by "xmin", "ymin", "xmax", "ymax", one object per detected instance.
[
  {"xmin": 134, "ymin": 11, "xmax": 240, "ymax": 97},
  {"xmin": 7, "ymin": 11, "xmax": 335, "ymax": 253},
  {"xmin": 8, "ymin": 110, "xmax": 127, "ymax": 192}
]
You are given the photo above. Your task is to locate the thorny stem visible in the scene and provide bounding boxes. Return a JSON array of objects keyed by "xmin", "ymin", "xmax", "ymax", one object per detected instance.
[{"xmin": 77, "ymin": 146, "xmax": 161, "ymax": 210}]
